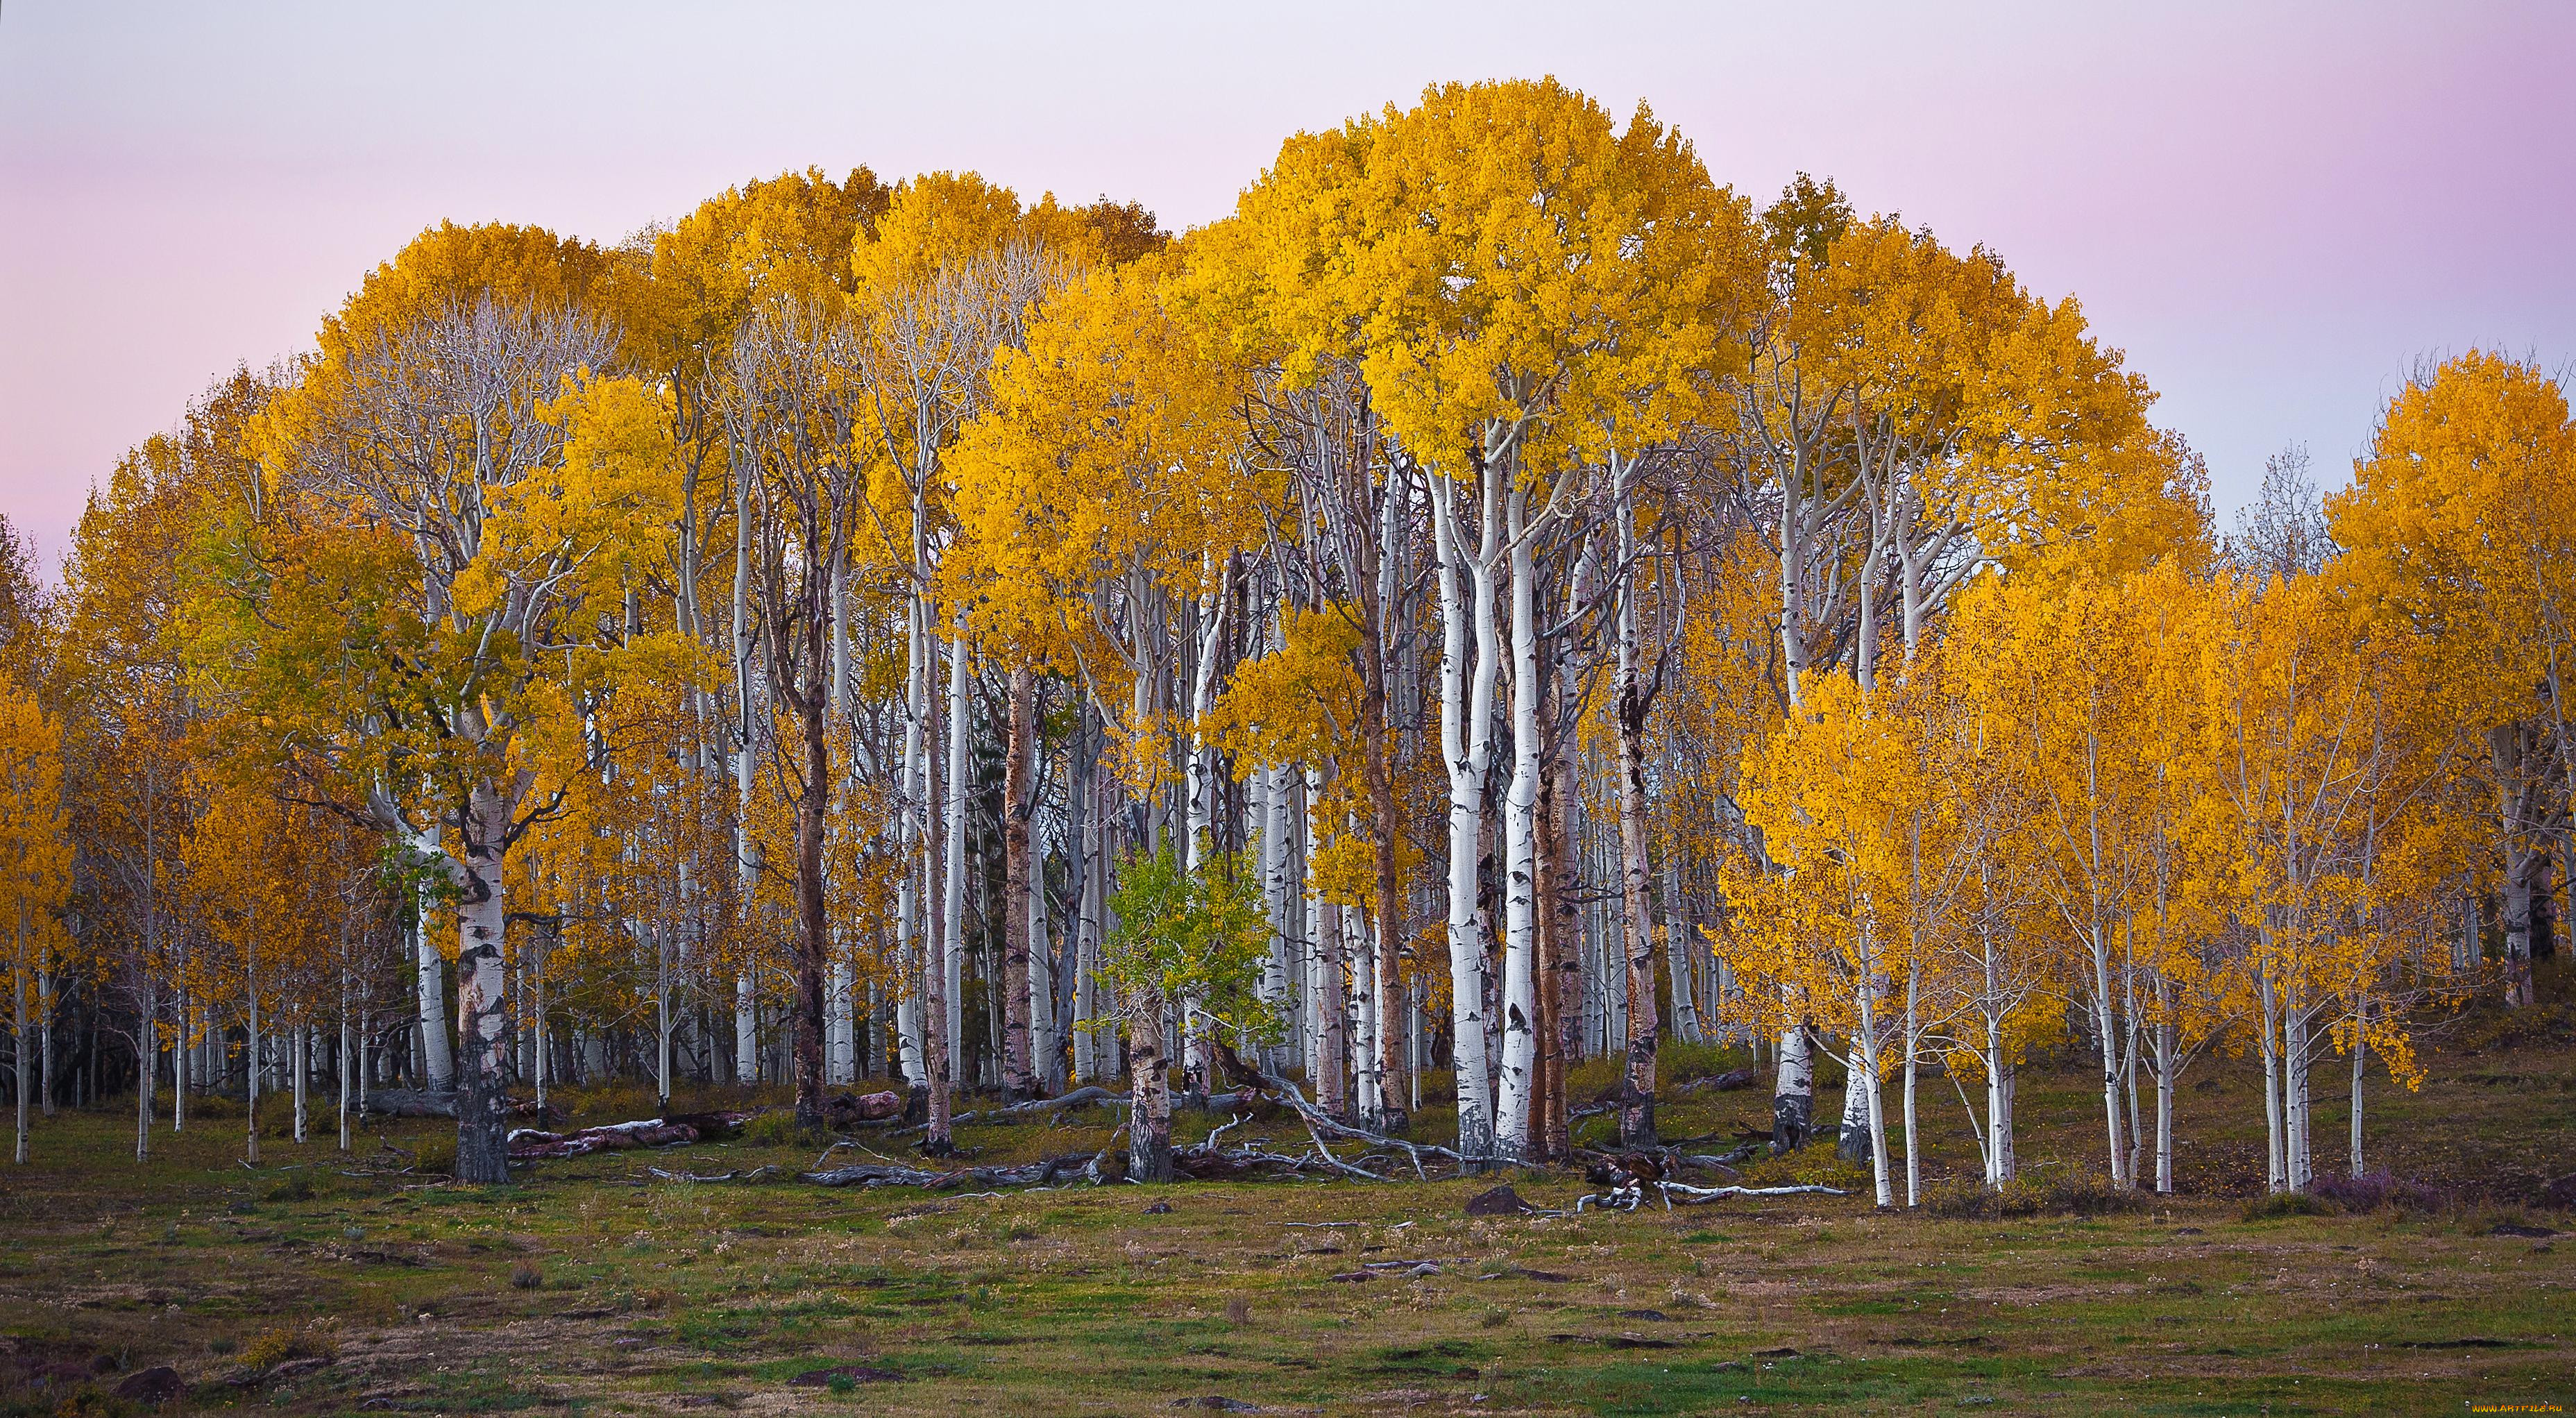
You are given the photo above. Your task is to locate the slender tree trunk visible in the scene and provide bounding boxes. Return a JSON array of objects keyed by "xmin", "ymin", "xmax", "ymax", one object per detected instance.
[
  {"xmin": 410, "ymin": 826, "xmax": 455, "ymax": 1093},
  {"xmin": 1072, "ymin": 739, "xmax": 1100, "ymax": 1084},
  {"xmin": 1902, "ymin": 960, "xmax": 1920, "ymax": 1207},
  {"xmin": 1613, "ymin": 648, "xmax": 1660, "ymax": 1145},
  {"xmin": 1857, "ymin": 978, "xmax": 1892, "ymax": 1208},
  {"xmin": 246, "ymin": 925, "xmax": 263, "ymax": 1167},
  {"xmin": 788, "ymin": 680, "xmax": 831, "ymax": 1132},
  {"xmin": 2284, "ymin": 996, "xmax": 2312, "ymax": 1191},
  {"xmin": 2088, "ymin": 924, "xmax": 2128, "ymax": 1188},
  {"xmin": 1543, "ymin": 729, "xmax": 1583, "ymax": 1163},
  {"xmin": 2258, "ymin": 966, "xmax": 2285, "ymax": 1192},
  {"xmin": 1361, "ymin": 543, "xmax": 1409, "ymax": 1134},
  {"xmin": 292, "ymin": 1024, "xmax": 309, "ymax": 1145},
  {"xmin": 938, "ymin": 614, "xmax": 969, "ymax": 1133},
  {"xmin": 135, "ymin": 977, "xmax": 155, "ymax": 1164},
  {"xmin": 12, "ymin": 934, "xmax": 26, "ymax": 1165},
  {"xmin": 1430, "ymin": 471, "xmax": 1498, "ymax": 1163},
  {"xmin": 339, "ymin": 971, "xmax": 353, "ymax": 1154},
  {"xmin": 1001, "ymin": 664, "xmax": 1037, "ymax": 1100},
  {"xmin": 2491, "ymin": 724, "xmax": 2538, "ymax": 1006},
  {"xmin": 36, "ymin": 970, "xmax": 52, "ymax": 1120},
  {"xmin": 2348, "ymin": 998, "xmax": 2367, "ymax": 1176},
  {"xmin": 1029, "ymin": 804, "xmax": 1058, "ymax": 1095},
  {"xmin": 1495, "ymin": 491, "xmax": 1541, "ymax": 1158}
]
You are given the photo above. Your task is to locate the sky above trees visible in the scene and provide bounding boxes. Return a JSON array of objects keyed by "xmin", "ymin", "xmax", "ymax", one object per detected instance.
[{"xmin": 2, "ymin": 1, "xmax": 2571, "ymax": 571}]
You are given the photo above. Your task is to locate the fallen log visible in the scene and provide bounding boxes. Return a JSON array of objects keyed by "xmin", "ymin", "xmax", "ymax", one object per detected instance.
[
  {"xmin": 359, "ymin": 1090, "xmax": 559, "ymax": 1122},
  {"xmin": 359, "ymin": 1089, "xmax": 459, "ymax": 1119},
  {"xmin": 508, "ymin": 1111, "xmax": 754, "ymax": 1160},
  {"xmin": 820, "ymin": 1090, "xmax": 904, "ymax": 1128},
  {"xmin": 802, "ymin": 1151, "xmax": 1093, "ymax": 1189}
]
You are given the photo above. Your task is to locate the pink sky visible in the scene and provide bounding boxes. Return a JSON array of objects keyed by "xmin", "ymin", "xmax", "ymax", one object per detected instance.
[{"xmin": 4, "ymin": 1, "xmax": 2570, "ymax": 573}]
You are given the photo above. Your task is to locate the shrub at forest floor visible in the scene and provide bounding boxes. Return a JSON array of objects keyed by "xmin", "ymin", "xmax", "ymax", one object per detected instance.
[{"xmin": 3, "ymin": 1036, "xmax": 2572, "ymax": 1416}]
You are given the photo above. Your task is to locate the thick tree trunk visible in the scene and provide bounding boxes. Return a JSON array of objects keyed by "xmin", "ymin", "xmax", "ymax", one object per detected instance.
[
  {"xmin": 1001, "ymin": 664, "xmax": 1037, "ymax": 1101},
  {"xmin": 452, "ymin": 781, "xmax": 514, "ymax": 1185},
  {"xmin": 1128, "ymin": 988, "xmax": 1173, "ymax": 1182},
  {"xmin": 1772, "ymin": 1013, "xmax": 1813, "ymax": 1153},
  {"xmin": 2491, "ymin": 723, "xmax": 2539, "ymax": 1006},
  {"xmin": 1836, "ymin": 1042, "xmax": 1872, "ymax": 1165},
  {"xmin": 1430, "ymin": 472, "xmax": 1498, "ymax": 1163}
]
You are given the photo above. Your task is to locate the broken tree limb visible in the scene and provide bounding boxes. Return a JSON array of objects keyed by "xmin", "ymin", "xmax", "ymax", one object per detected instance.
[
  {"xmin": 881, "ymin": 1084, "xmax": 1117, "ymax": 1138},
  {"xmin": 647, "ymin": 1165, "xmax": 779, "ymax": 1183},
  {"xmin": 1250, "ymin": 1066, "xmax": 1463, "ymax": 1179},
  {"xmin": 1661, "ymin": 1182, "xmax": 1849, "ymax": 1203}
]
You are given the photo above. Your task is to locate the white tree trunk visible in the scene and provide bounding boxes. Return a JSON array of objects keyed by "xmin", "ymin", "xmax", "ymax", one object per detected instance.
[
  {"xmin": 1349, "ymin": 906, "xmax": 1380, "ymax": 1120},
  {"xmin": 12, "ymin": 931, "xmax": 26, "ymax": 1165},
  {"xmin": 409, "ymin": 825, "xmax": 454, "ymax": 1092},
  {"xmin": 292, "ymin": 1024, "xmax": 309, "ymax": 1145},
  {"xmin": 2258, "ymin": 966, "xmax": 2285, "ymax": 1192},
  {"xmin": 2348, "ymin": 999, "xmax": 2366, "ymax": 1176},
  {"xmin": 1495, "ymin": 489, "xmax": 1541, "ymax": 1159},
  {"xmin": 1071, "ymin": 754, "xmax": 1099, "ymax": 1084},
  {"xmin": 1029, "ymin": 832, "xmax": 1058, "ymax": 1094},
  {"xmin": 1430, "ymin": 471, "xmax": 1500, "ymax": 1163},
  {"xmin": 1774, "ymin": 1013, "xmax": 1814, "ymax": 1151},
  {"xmin": 942, "ymin": 613, "xmax": 970, "ymax": 1081}
]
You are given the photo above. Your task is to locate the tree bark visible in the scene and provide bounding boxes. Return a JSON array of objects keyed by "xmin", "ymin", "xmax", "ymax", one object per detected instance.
[
  {"xmin": 1430, "ymin": 468, "xmax": 1500, "ymax": 1163},
  {"xmin": 452, "ymin": 780, "xmax": 514, "ymax": 1185},
  {"xmin": 1001, "ymin": 663, "xmax": 1037, "ymax": 1101},
  {"xmin": 1772, "ymin": 1013, "xmax": 1813, "ymax": 1153},
  {"xmin": 1128, "ymin": 987, "xmax": 1173, "ymax": 1182},
  {"xmin": 409, "ymin": 826, "xmax": 454, "ymax": 1092}
]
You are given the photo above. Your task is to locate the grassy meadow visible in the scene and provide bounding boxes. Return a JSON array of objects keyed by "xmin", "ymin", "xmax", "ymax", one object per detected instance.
[{"xmin": 4, "ymin": 998, "xmax": 2574, "ymax": 1417}]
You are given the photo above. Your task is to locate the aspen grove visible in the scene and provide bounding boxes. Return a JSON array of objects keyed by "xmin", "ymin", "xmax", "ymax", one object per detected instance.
[{"xmin": 8, "ymin": 80, "xmax": 2573, "ymax": 1201}]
